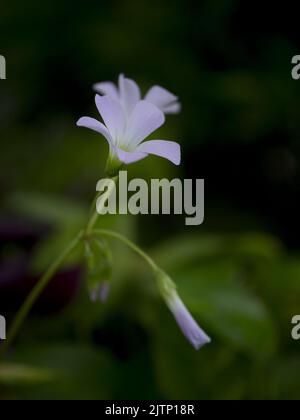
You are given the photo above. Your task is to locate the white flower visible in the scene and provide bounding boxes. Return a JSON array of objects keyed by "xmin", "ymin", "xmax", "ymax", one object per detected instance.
[
  {"xmin": 93, "ymin": 74, "xmax": 181, "ymax": 117},
  {"xmin": 77, "ymin": 95, "xmax": 181, "ymax": 167}
]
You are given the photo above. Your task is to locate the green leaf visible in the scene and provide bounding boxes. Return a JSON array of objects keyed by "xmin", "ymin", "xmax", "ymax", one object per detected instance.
[
  {"xmin": 175, "ymin": 260, "xmax": 278, "ymax": 359},
  {"xmin": 7, "ymin": 343, "xmax": 115, "ymax": 399},
  {"xmin": 5, "ymin": 192, "xmax": 88, "ymax": 272},
  {"xmin": 0, "ymin": 363, "xmax": 54, "ymax": 386},
  {"xmin": 251, "ymin": 257, "xmax": 300, "ymax": 325},
  {"xmin": 7, "ymin": 192, "xmax": 88, "ymax": 227},
  {"xmin": 152, "ymin": 233, "xmax": 282, "ymax": 271}
]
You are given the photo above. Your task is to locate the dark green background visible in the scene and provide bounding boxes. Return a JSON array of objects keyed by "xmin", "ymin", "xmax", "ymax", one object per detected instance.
[{"xmin": 0, "ymin": 0, "xmax": 300, "ymax": 400}]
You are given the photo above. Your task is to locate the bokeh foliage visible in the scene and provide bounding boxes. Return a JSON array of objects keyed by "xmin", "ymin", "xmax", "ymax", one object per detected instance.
[{"xmin": 1, "ymin": 0, "xmax": 300, "ymax": 400}]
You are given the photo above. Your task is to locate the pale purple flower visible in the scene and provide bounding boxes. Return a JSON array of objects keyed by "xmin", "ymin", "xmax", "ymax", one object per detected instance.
[
  {"xmin": 77, "ymin": 95, "xmax": 181, "ymax": 166},
  {"xmin": 89, "ymin": 288, "xmax": 98, "ymax": 303},
  {"xmin": 89, "ymin": 282, "xmax": 110, "ymax": 303},
  {"xmin": 99, "ymin": 282, "xmax": 110, "ymax": 302},
  {"xmin": 166, "ymin": 291, "xmax": 211, "ymax": 350},
  {"xmin": 93, "ymin": 74, "xmax": 181, "ymax": 117}
]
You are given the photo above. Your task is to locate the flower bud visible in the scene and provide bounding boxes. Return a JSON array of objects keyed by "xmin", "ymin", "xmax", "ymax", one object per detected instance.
[
  {"xmin": 156, "ymin": 269, "xmax": 211, "ymax": 350},
  {"xmin": 84, "ymin": 239, "xmax": 113, "ymax": 303}
]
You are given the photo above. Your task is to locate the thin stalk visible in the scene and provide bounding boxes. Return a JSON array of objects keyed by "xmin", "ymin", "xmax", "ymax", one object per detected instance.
[
  {"xmin": 85, "ymin": 176, "xmax": 118, "ymax": 234},
  {"xmin": 88, "ymin": 229, "xmax": 159, "ymax": 273},
  {"xmin": 0, "ymin": 232, "xmax": 82, "ymax": 359}
]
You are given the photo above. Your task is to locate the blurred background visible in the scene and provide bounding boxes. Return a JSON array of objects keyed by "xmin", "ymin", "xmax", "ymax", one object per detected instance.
[{"xmin": 0, "ymin": 0, "xmax": 300, "ymax": 400}]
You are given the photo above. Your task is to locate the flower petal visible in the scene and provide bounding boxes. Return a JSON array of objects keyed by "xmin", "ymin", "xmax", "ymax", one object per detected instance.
[
  {"xmin": 162, "ymin": 102, "xmax": 182, "ymax": 114},
  {"xmin": 89, "ymin": 282, "xmax": 110, "ymax": 303},
  {"xmin": 99, "ymin": 282, "xmax": 110, "ymax": 302},
  {"xmin": 115, "ymin": 147, "xmax": 148, "ymax": 164},
  {"xmin": 145, "ymin": 85, "xmax": 181, "ymax": 114},
  {"xmin": 124, "ymin": 100, "xmax": 165, "ymax": 147},
  {"xmin": 167, "ymin": 293, "xmax": 211, "ymax": 350},
  {"xmin": 137, "ymin": 140, "xmax": 181, "ymax": 165},
  {"xmin": 95, "ymin": 95, "xmax": 126, "ymax": 144},
  {"xmin": 119, "ymin": 74, "xmax": 141, "ymax": 116},
  {"xmin": 93, "ymin": 82, "xmax": 119, "ymax": 100},
  {"xmin": 76, "ymin": 117, "xmax": 113, "ymax": 146}
]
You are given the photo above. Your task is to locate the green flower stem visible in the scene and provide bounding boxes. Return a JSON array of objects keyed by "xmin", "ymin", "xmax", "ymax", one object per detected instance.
[
  {"xmin": 85, "ymin": 176, "xmax": 119, "ymax": 234},
  {"xmin": 0, "ymin": 177, "xmax": 119, "ymax": 358},
  {"xmin": 88, "ymin": 230, "xmax": 176, "ymax": 301},
  {"xmin": 88, "ymin": 229, "xmax": 159, "ymax": 273},
  {"xmin": 0, "ymin": 232, "xmax": 83, "ymax": 359},
  {"xmin": 86, "ymin": 208, "xmax": 101, "ymax": 234},
  {"xmin": 0, "ymin": 179, "xmax": 155, "ymax": 360}
]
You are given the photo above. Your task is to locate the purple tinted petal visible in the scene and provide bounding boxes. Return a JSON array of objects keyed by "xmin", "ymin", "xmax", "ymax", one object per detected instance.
[
  {"xmin": 76, "ymin": 117, "xmax": 113, "ymax": 146},
  {"xmin": 167, "ymin": 293, "xmax": 211, "ymax": 350},
  {"xmin": 145, "ymin": 85, "xmax": 177, "ymax": 106},
  {"xmin": 115, "ymin": 147, "xmax": 148, "ymax": 164},
  {"xmin": 93, "ymin": 82, "xmax": 119, "ymax": 100},
  {"xmin": 95, "ymin": 95, "xmax": 126, "ymax": 143},
  {"xmin": 162, "ymin": 102, "xmax": 182, "ymax": 114},
  {"xmin": 145, "ymin": 86, "xmax": 181, "ymax": 114},
  {"xmin": 89, "ymin": 289, "xmax": 98, "ymax": 303},
  {"xmin": 99, "ymin": 282, "xmax": 110, "ymax": 302},
  {"xmin": 137, "ymin": 140, "xmax": 181, "ymax": 166},
  {"xmin": 89, "ymin": 282, "xmax": 110, "ymax": 303},
  {"xmin": 125, "ymin": 100, "xmax": 165, "ymax": 147},
  {"xmin": 119, "ymin": 74, "xmax": 141, "ymax": 116}
]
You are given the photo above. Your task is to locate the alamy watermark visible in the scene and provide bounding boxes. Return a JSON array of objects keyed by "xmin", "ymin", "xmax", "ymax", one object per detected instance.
[
  {"xmin": 0, "ymin": 55, "xmax": 6, "ymax": 80},
  {"xmin": 96, "ymin": 171, "xmax": 204, "ymax": 226},
  {"xmin": 291, "ymin": 55, "xmax": 300, "ymax": 80},
  {"xmin": 0, "ymin": 315, "xmax": 6, "ymax": 340},
  {"xmin": 291, "ymin": 315, "xmax": 300, "ymax": 341}
]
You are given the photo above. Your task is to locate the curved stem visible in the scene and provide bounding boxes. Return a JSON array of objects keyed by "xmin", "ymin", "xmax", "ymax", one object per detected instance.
[
  {"xmin": 88, "ymin": 229, "xmax": 159, "ymax": 273},
  {"xmin": 0, "ymin": 232, "xmax": 82, "ymax": 359}
]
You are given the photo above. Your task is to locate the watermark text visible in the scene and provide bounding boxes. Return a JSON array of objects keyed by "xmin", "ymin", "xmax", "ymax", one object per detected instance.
[
  {"xmin": 96, "ymin": 171, "xmax": 204, "ymax": 226},
  {"xmin": 0, "ymin": 55, "xmax": 6, "ymax": 80},
  {"xmin": 292, "ymin": 315, "xmax": 300, "ymax": 340},
  {"xmin": 0, "ymin": 315, "xmax": 6, "ymax": 340}
]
